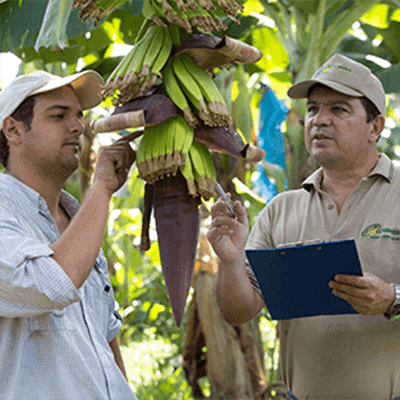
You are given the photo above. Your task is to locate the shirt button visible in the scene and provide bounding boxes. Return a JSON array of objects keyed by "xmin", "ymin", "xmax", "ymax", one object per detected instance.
[{"xmin": 327, "ymin": 204, "xmax": 334, "ymax": 210}]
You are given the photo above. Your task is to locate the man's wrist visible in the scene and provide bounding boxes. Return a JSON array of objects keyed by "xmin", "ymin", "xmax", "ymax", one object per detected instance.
[
  {"xmin": 384, "ymin": 283, "xmax": 400, "ymax": 320},
  {"xmin": 89, "ymin": 181, "xmax": 114, "ymax": 200}
]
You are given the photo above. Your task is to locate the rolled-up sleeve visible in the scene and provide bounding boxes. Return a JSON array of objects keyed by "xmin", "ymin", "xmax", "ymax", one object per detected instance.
[{"xmin": 0, "ymin": 213, "xmax": 80, "ymax": 318}]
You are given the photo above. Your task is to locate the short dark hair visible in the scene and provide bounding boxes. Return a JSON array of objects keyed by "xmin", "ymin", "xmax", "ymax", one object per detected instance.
[
  {"xmin": 359, "ymin": 96, "xmax": 380, "ymax": 123},
  {"xmin": 308, "ymin": 83, "xmax": 381, "ymax": 123},
  {"xmin": 0, "ymin": 96, "xmax": 35, "ymax": 168}
]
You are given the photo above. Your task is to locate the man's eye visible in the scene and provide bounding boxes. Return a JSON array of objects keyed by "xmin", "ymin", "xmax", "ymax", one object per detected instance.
[
  {"xmin": 52, "ymin": 114, "xmax": 64, "ymax": 119},
  {"xmin": 307, "ymin": 106, "xmax": 318, "ymax": 113},
  {"xmin": 332, "ymin": 107, "xmax": 347, "ymax": 113}
]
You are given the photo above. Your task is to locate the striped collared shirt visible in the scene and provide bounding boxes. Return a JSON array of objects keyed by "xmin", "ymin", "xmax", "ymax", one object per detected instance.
[{"xmin": 0, "ymin": 173, "xmax": 137, "ymax": 400}]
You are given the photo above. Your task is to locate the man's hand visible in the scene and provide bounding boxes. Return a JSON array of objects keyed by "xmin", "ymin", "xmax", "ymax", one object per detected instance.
[
  {"xmin": 92, "ymin": 132, "xmax": 137, "ymax": 196},
  {"xmin": 328, "ymin": 272, "xmax": 395, "ymax": 315},
  {"xmin": 207, "ymin": 195, "xmax": 249, "ymax": 264}
]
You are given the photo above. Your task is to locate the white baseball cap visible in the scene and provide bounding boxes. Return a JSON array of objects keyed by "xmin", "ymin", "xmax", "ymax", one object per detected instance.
[
  {"xmin": 0, "ymin": 70, "xmax": 104, "ymax": 128},
  {"xmin": 287, "ymin": 53, "xmax": 386, "ymax": 115}
]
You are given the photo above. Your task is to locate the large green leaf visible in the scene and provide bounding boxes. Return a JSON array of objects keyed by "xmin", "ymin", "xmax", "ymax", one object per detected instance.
[
  {"xmin": 322, "ymin": 0, "xmax": 381, "ymax": 61},
  {"xmin": 0, "ymin": 0, "xmax": 144, "ymax": 53},
  {"xmin": 231, "ymin": 64, "xmax": 253, "ymax": 142},
  {"xmin": 109, "ymin": 9, "xmax": 145, "ymax": 44},
  {"xmin": 35, "ymin": 0, "xmax": 73, "ymax": 51},
  {"xmin": 379, "ymin": 21, "xmax": 400, "ymax": 62},
  {"xmin": 287, "ymin": 0, "xmax": 320, "ymax": 14},
  {"xmin": 12, "ymin": 20, "xmax": 114, "ymax": 73},
  {"xmin": 374, "ymin": 62, "xmax": 400, "ymax": 93},
  {"xmin": 0, "ymin": 0, "xmax": 91, "ymax": 52}
]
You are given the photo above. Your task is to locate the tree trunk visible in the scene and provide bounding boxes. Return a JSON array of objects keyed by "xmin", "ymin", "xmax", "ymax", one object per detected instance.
[{"xmin": 183, "ymin": 233, "xmax": 269, "ymax": 400}]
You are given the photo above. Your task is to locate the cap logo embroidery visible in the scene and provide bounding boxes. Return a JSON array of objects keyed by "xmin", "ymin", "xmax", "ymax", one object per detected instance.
[{"xmin": 314, "ymin": 63, "xmax": 352, "ymax": 78}]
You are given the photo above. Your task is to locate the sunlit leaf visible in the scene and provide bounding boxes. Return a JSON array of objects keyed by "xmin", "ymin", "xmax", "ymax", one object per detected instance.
[
  {"xmin": 268, "ymin": 71, "xmax": 291, "ymax": 99},
  {"xmin": 149, "ymin": 303, "xmax": 166, "ymax": 321},
  {"xmin": 360, "ymin": 4, "xmax": 390, "ymax": 29},
  {"xmin": 242, "ymin": 0, "xmax": 264, "ymax": 16},
  {"xmin": 392, "ymin": 8, "xmax": 400, "ymax": 22},
  {"xmin": 231, "ymin": 80, "xmax": 239, "ymax": 102},
  {"xmin": 251, "ymin": 27, "xmax": 289, "ymax": 73}
]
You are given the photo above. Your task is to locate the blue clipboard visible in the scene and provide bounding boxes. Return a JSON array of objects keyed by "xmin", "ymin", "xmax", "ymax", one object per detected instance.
[{"xmin": 245, "ymin": 239, "xmax": 363, "ymax": 320}]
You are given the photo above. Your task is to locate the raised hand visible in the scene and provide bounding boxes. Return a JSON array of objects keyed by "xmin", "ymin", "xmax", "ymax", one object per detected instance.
[
  {"xmin": 92, "ymin": 131, "xmax": 137, "ymax": 196},
  {"xmin": 207, "ymin": 194, "xmax": 249, "ymax": 264}
]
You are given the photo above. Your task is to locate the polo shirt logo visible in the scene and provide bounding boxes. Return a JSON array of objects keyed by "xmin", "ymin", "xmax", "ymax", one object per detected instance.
[{"xmin": 361, "ymin": 223, "xmax": 400, "ymax": 241}]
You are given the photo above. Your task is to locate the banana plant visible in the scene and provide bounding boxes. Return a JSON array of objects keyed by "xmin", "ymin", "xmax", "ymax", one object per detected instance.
[{"xmin": 21, "ymin": 0, "xmax": 265, "ymax": 326}]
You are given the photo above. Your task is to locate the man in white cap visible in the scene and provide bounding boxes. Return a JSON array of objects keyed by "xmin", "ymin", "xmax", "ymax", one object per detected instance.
[
  {"xmin": 208, "ymin": 53, "xmax": 400, "ymax": 399},
  {"xmin": 0, "ymin": 70, "xmax": 138, "ymax": 399}
]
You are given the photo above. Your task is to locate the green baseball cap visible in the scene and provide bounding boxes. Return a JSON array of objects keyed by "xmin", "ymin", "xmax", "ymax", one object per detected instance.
[{"xmin": 287, "ymin": 53, "xmax": 386, "ymax": 115}]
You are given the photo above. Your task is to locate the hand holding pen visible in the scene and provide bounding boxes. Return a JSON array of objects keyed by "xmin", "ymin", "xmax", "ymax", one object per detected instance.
[
  {"xmin": 215, "ymin": 182, "xmax": 236, "ymax": 218},
  {"xmin": 207, "ymin": 182, "xmax": 249, "ymax": 263}
]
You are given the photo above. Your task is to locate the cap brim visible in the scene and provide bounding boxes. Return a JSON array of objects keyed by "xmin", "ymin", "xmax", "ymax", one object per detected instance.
[
  {"xmin": 287, "ymin": 79, "xmax": 364, "ymax": 99},
  {"xmin": 31, "ymin": 70, "xmax": 104, "ymax": 110}
]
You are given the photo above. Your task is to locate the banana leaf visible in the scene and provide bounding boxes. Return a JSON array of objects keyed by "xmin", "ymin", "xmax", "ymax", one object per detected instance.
[
  {"xmin": 174, "ymin": 33, "xmax": 263, "ymax": 70},
  {"xmin": 194, "ymin": 125, "xmax": 266, "ymax": 162}
]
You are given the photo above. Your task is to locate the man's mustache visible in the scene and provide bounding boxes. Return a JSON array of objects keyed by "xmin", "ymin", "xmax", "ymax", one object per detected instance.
[{"xmin": 310, "ymin": 128, "xmax": 334, "ymax": 140}]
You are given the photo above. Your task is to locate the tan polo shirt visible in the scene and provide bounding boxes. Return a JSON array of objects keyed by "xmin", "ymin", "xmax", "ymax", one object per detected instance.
[{"xmin": 246, "ymin": 153, "xmax": 400, "ymax": 400}]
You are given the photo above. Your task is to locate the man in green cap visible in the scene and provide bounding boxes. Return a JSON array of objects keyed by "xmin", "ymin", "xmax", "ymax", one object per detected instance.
[
  {"xmin": 208, "ymin": 53, "xmax": 400, "ymax": 399},
  {"xmin": 0, "ymin": 70, "xmax": 138, "ymax": 399}
]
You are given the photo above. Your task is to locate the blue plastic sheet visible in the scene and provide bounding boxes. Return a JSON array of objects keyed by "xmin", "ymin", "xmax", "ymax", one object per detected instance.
[{"xmin": 253, "ymin": 86, "xmax": 288, "ymax": 202}]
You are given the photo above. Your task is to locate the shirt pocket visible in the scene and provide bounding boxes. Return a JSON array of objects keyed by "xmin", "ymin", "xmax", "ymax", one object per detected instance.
[{"xmin": 26, "ymin": 305, "xmax": 78, "ymax": 339}]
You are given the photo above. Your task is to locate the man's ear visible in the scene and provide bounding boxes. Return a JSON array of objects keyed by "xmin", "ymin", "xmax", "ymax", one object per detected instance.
[
  {"xmin": 2, "ymin": 116, "xmax": 24, "ymax": 145},
  {"xmin": 369, "ymin": 115, "xmax": 385, "ymax": 143}
]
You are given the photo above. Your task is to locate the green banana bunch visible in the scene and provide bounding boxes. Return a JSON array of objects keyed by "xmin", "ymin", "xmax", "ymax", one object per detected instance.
[
  {"xmin": 102, "ymin": 25, "xmax": 172, "ymax": 106},
  {"xmin": 136, "ymin": 116, "xmax": 194, "ymax": 184},
  {"xmin": 163, "ymin": 59, "xmax": 199, "ymax": 128},
  {"xmin": 164, "ymin": 54, "xmax": 232, "ymax": 127},
  {"xmin": 73, "ymin": 0, "xmax": 128, "ymax": 26},
  {"xmin": 185, "ymin": 141, "xmax": 216, "ymax": 200},
  {"xmin": 141, "ymin": 0, "xmax": 243, "ymax": 33}
]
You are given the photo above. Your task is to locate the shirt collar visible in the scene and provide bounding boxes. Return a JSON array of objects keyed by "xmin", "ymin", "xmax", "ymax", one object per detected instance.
[{"xmin": 301, "ymin": 153, "xmax": 395, "ymax": 193}]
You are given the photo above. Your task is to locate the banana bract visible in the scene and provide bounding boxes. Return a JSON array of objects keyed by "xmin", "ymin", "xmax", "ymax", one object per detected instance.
[{"xmin": 153, "ymin": 173, "xmax": 201, "ymax": 327}]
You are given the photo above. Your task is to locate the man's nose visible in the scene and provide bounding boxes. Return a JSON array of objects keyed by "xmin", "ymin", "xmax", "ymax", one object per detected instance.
[
  {"xmin": 313, "ymin": 108, "xmax": 331, "ymax": 126},
  {"xmin": 68, "ymin": 117, "xmax": 85, "ymax": 136}
]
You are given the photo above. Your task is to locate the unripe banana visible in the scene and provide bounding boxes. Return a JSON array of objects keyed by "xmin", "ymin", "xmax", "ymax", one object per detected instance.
[{"xmin": 163, "ymin": 60, "xmax": 198, "ymax": 128}]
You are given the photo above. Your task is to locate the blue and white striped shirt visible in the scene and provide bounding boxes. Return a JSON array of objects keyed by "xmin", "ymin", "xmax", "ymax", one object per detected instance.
[{"xmin": 0, "ymin": 173, "xmax": 137, "ymax": 400}]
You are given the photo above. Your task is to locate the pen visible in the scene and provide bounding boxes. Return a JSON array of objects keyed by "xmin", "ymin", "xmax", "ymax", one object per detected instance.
[{"xmin": 215, "ymin": 182, "xmax": 236, "ymax": 218}]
